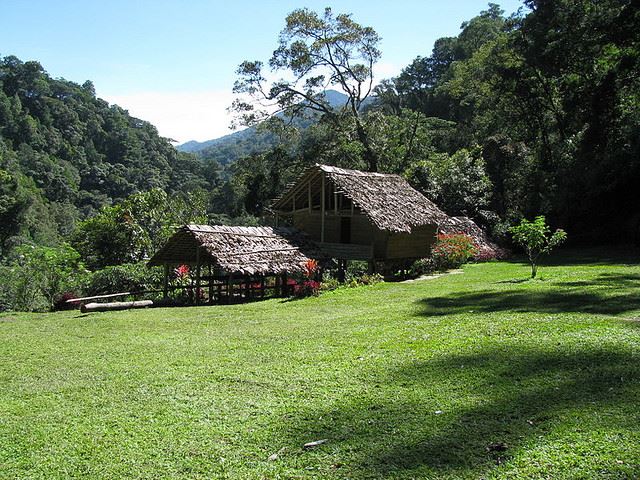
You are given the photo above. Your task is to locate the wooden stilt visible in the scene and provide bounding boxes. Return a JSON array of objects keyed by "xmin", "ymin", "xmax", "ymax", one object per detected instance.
[
  {"xmin": 227, "ymin": 273, "xmax": 233, "ymax": 304},
  {"xmin": 163, "ymin": 263, "xmax": 169, "ymax": 299},
  {"xmin": 208, "ymin": 264, "xmax": 213, "ymax": 304},
  {"xmin": 195, "ymin": 248, "xmax": 201, "ymax": 306}
]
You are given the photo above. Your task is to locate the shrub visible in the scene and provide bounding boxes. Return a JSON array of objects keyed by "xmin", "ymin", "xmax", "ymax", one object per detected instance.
[
  {"xmin": 85, "ymin": 262, "xmax": 163, "ymax": 296},
  {"xmin": 345, "ymin": 260, "xmax": 369, "ymax": 283},
  {"xmin": 320, "ymin": 272, "xmax": 340, "ymax": 292},
  {"xmin": 358, "ymin": 273, "xmax": 384, "ymax": 286},
  {"xmin": 409, "ymin": 257, "xmax": 436, "ymax": 276},
  {"xmin": 346, "ymin": 272, "xmax": 384, "ymax": 288},
  {"xmin": 291, "ymin": 259, "xmax": 320, "ymax": 297},
  {"xmin": 293, "ymin": 280, "xmax": 321, "ymax": 297},
  {"xmin": 0, "ymin": 244, "xmax": 87, "ymax": 312},
  {"xmin": 431, "ymin": 233, "xmax": 478, "ymax": 270},
  {"xmin": 53, "ymin": 292, "xmax": 80, "ymax": 311}
]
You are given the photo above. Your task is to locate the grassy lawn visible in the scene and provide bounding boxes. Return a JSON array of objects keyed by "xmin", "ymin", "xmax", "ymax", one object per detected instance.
[{"xmin": 1, "ymin": 248, "xmax": 640, "ymax": 479}]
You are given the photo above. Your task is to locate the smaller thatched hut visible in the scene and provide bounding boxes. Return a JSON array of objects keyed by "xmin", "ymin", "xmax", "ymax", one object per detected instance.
[{"xmin": 148, "ymin": 225, "xmax": 323, "ymax": 303}]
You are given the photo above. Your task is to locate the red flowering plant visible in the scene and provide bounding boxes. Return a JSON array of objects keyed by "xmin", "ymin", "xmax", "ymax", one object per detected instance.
[
  {"xmin": 431, "ymin": 233, "xmax": 478, "ymax": 270},
  {"xmin": 292, "ymin": 259, "xmax": 321, "ymax": 297},
  {"xmin": 172, "ymin": 264, "xmax": 201, "ymax": 302},
  {"xmin": 174, "ymin": 264, "xmax": 190, "ymax": 279}
]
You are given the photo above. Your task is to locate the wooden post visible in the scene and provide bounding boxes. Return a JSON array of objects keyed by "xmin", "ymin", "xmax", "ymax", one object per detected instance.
[
  {"xmin": 163, "ymin": 263, "xmax": 169, "ymax": 299},
  {"xmin": 350, "ymin": 201, "xmax": 354, "ymax": 216},
  {"xmin": 308, "ymin": 180, "xmax": 312, "ymax": 212},
  {"xmin": 338, "ymin": 260, "xmax": 346, "ymax": 283},
  {"xmin": 195, "ymin": 248, "xmax": 201, "ymax": 306},
  {"xmin": 282, "ymin": 273, "xmax": 288, "ymax": 297},
  {"xmin": 321, "ymin": 174, "xmax": 325, "ymax": 242},
  {"xmin": 260, "ymin": 275, "xmax": 265, "ymax": 298},
  {"xmin": 227, "ymin": 273, "xmax": 233, "ymax": 304},
  {"xmin": 208, "ymin": 264, "xmax": 213, "ymax": 304}
]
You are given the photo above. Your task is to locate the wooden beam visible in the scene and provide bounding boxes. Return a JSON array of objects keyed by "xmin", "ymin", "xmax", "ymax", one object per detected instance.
[{"xmin": 67, "ymin": 291, "xmax": 134, "ymax": 303}]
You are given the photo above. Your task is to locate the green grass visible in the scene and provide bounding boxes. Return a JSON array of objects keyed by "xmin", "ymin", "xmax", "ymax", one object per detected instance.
[{"xmin": 1, "ymin": 248, "xmax": 640, "ymax": 479}]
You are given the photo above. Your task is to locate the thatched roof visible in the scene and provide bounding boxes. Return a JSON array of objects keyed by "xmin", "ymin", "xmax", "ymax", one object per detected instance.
[
  {"xmin": 148, "ymin": 225, "xmax": 323, "ymax": 275},
  {"xmin": 272, "ymin": 164, "xmax": 449, "ymax": 233}
]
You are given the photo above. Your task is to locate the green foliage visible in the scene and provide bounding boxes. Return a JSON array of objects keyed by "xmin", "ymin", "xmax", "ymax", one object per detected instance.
[
  {"xmin": 72, "ymin": 188, "xmax": 208, "ymax": 270},
  {"xmin": 431, "ymin": 233, "xmax": 479, "ymax": 271},
  {"xmin": 509, "ymin": 216, "xmax": 567, "ymax": 278},
  {"xmin": 319, "ymin": 272, "xmax": 340, "ymax": 292},
  {"xmin": 85, "ymin": 262, "xmax": 163, "ymax": 296},
  {"xmin": 0, "ymin": 243, "xmax": 86, "ymax": 311},
  {"xmin": 405, "ymin": 147, "xmax": 492, "ymax": 218},
  {"xmin": 409, "ymin": 257, "xmax": 436, "ymax": 276},
  {"xmin": 0, "ymin": 55, "xmax": 215, "ymax": 262}
]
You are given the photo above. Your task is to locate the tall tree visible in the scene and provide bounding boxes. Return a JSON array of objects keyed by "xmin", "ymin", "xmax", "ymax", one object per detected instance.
[{"xmin": 232, "ymin": 7, "xmax": 382, "ymax": 171}]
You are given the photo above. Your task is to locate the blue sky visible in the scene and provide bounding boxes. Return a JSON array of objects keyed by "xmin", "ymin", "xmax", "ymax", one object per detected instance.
[{"xmin": 1, "ymin": 0, "xmax": 525, "ymax": 143}]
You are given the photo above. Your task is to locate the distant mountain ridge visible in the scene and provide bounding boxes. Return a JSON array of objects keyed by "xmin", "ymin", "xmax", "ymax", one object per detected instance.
[{"xmin": 176, "ymin": 90, "xmax": 367, "ymax": 164}]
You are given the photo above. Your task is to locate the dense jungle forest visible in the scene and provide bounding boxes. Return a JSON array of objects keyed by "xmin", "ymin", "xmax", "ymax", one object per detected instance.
[{"xmin": 0, "ymin": 0, "xmax": 638, "ymax": 310}]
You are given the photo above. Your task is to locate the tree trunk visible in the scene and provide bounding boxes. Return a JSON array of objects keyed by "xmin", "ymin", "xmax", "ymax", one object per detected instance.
[{"xmin": 353, "ymin": 111, "xmax": 378, "ymax": 172}]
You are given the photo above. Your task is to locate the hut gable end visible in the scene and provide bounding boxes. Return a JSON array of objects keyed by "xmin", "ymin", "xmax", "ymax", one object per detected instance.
[{"xmin": 272, "ymin": 164, "xmax": 449, "ymax": 233}]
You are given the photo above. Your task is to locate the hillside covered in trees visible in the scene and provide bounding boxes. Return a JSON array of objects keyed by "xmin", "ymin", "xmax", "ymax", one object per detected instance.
[{"xmin": 0, "ymin": 0, "xmax": 638, "ymax": 311}]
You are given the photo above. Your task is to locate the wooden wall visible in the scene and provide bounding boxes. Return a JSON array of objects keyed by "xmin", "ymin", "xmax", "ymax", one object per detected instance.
[
  {"xmin": 290, "ymin": 205, "xmax": 436, "ymax": 261},
  {"xmin": 385, "ymin": 224, "xmax": 437, "ymax": 259}
]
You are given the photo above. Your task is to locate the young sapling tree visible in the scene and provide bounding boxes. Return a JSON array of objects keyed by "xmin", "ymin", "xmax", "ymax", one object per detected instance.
[{"xmin": 509, "ymin": 216, "xmax": 567, "ymax": 278}]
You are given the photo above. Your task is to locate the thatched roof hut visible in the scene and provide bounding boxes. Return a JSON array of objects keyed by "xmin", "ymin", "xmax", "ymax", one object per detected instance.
[
  {"xmin": 272, "ymin": 164, "xmax": 449, "ymax": 234},
  {"xmin": 148, "ymin": 225, "xmax": 323, "ymax": 275}
]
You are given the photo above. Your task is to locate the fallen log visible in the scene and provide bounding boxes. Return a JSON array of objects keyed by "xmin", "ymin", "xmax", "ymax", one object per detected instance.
[{"xmin": 80, "ymin": 300, "xmax": 153, "ymax": 313}]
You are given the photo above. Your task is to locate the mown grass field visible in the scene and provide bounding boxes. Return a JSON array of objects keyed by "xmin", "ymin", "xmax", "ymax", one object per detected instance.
[{"xmin": 1, "ymin": 248, "xmax": 640, "ymax": 479}]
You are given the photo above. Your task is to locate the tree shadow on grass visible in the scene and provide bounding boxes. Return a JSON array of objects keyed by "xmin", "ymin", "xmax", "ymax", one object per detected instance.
[
  {"xmin": 561, "ymin": 272, "xmax": 640, "ymax": 288},
  {"xmin": 504, "ymin": 247, "xmax": 640, "ymax": 267},
  {"xmin": 276, "ymin": 347, "xmax": 640, "ymax": 478},
  {"xmin": 419, "ymin": 271, "xmax": 640, "ymax": 317},
  {"xmin": 420, "ymin": 289, "xmax": 640, "ymax": 317}
]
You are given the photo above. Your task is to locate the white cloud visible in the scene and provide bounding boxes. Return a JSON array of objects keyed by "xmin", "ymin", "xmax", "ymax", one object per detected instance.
[
  {"xmin": 100, "ymin": 89, "xmax": 237, "ymax": 144},
  {"xmin": 373, "ymin": 62, "xmax": 402, "ymax": 83}
]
